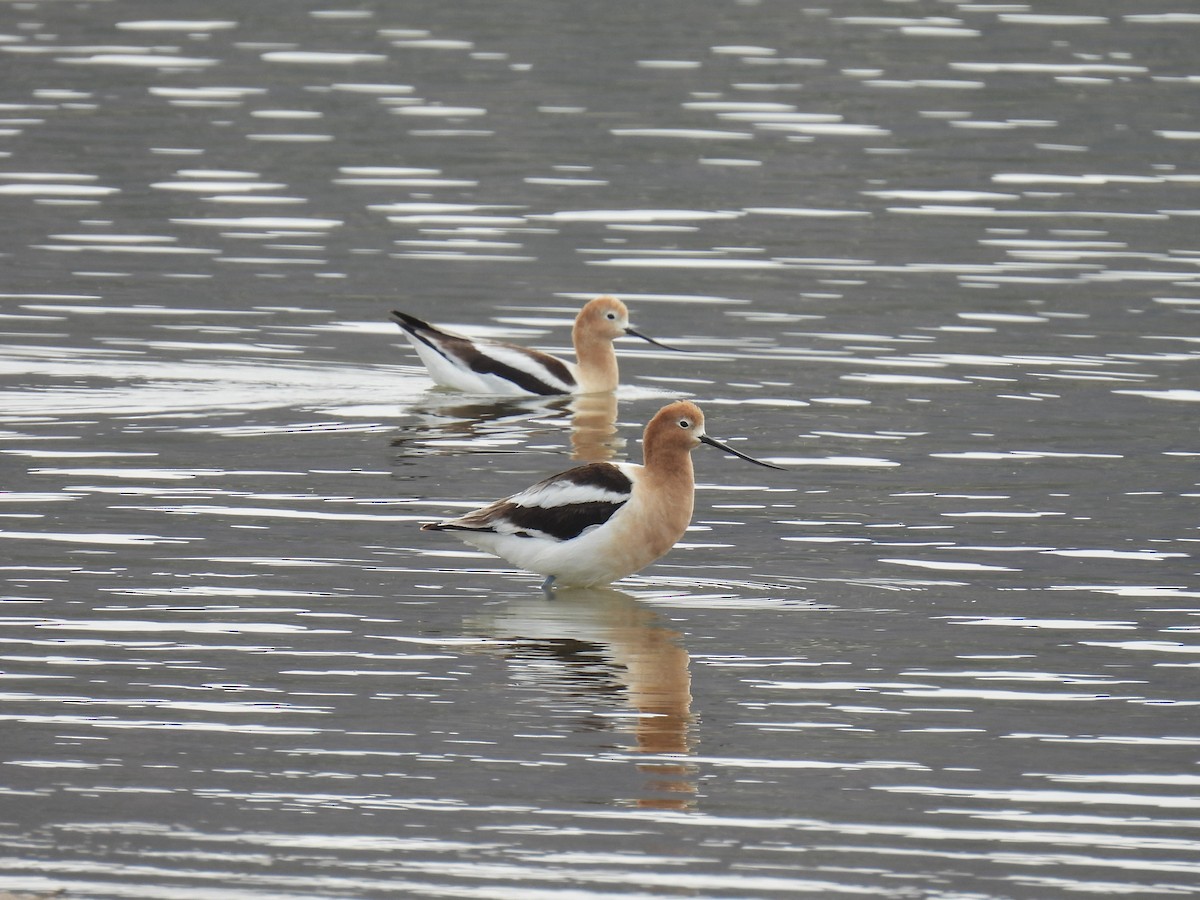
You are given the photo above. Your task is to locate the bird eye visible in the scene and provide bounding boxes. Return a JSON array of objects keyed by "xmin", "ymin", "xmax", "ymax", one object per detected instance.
[
  {"xmin": 605, "ymin": 312, "xmax": 617, "ymax": 320},
  {"xmin": 679, "ymin": 419, "xmax": 691, "ymax": 429}
]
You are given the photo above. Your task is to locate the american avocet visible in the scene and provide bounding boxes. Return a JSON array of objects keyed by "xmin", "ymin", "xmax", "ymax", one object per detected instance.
[
  {"xmin": 422, "ymin": 400, "xmax": 782, "ymax": 588},
  {"xmin": 391, "ymin": 295, "xmax": 680, "ymax": 396}
]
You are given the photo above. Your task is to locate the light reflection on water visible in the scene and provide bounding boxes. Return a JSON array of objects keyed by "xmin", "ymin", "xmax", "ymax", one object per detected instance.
[
  {"xmin": 465, "ymin": 587, "xmax": 697, "ymax": 811},
  {"xmin": 1, "ymin": 0, "xmax": 1199, "ymax": 897}
]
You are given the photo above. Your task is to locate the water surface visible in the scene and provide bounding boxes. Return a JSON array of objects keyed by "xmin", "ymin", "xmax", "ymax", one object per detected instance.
[{"xmin": 1, "ymin": 1, "xmax": 1198, "ymax": 897}]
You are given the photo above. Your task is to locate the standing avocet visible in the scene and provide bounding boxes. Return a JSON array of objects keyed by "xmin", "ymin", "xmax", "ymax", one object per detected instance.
[
  {"xmin": 391, "ymin": 295, "xmax": 680, "ymax": 396},
  {"xmin": 422, "ymin": 400, "xmax": 782, "ymax": 588}
]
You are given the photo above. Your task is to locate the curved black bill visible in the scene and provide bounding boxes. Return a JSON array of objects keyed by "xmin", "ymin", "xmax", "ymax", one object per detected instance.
[
  {"xmin": 626, "ymin": 326, "xmax": 691, "ymax": 352},
  {"xmin": 700, "ymin": 434, "xmax": 785, "ymax": 469}
]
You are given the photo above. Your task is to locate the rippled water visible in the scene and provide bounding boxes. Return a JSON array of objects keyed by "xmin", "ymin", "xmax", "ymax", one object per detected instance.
[{"xmin": 2, "ymin": 2, "xmax": 1198, "ymax": 898}]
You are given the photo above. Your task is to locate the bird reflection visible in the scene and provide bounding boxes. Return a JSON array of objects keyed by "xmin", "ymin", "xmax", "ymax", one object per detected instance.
[
  {"xmin": 390, "ymin": 390, "xmax": 621, "ymax": 462},
  {"xmin": 465, "ymin": 586, "xmax": 696, "ymax": 810},
  {"xmin": 564, "ymin": 390, "xmax": 619, "ymax": 462}
]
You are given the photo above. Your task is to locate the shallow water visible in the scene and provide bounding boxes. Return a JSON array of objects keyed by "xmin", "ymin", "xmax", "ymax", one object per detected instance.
[{"xmin": 2, "ymin": 1, "xmax": 1198, "ymax": 898}]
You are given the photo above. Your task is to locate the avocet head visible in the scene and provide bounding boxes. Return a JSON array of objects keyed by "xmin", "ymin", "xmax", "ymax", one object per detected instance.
[
  {"xmin": 647, "ymin": 400, "xmax": 782, "ymax": 468},
  {"xmin": 577, "ymin": 295, "xmax": 631, "ymax": 341},
  {"xmin": 577, "ymin": 295, "xmax": 685, "ymax": 351}
]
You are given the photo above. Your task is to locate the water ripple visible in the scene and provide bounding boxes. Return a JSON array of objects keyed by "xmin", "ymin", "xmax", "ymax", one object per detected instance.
[{"xmin": 2, "ymin": 3, "xmax": 1198, "ymax": 896}]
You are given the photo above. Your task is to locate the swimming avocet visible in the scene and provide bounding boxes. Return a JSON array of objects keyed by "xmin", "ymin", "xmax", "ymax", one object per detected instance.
[
  {"xmin": 391, "ymin": 295, "xmax": 680, "ymax": 395},
  {"xmin": 422, "ymin": 400, "xmax": 782, "ymax": 588}
]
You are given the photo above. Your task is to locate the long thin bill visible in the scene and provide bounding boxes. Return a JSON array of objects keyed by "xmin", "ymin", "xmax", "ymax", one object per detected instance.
[
  {"xmin": 625, "ymin": 326, "xmax": 691, "ymax": 352},
  {"xmin": 700, "ymin": 434, "xmax": 785, "ymax": 469}
]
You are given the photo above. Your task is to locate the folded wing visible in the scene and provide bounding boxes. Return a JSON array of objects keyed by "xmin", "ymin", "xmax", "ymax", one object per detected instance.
[
  {"xmin": 425, "ymin": 462, "xmax": 633, "ymax": 542},
  {"xmin": 392, "ymin": 310, "xmax": 576, "ymax": 395}
]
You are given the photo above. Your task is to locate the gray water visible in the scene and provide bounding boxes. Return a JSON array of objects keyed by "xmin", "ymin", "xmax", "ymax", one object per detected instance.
[{"xmin": 1, "ymin": 1, "xmax": 1198, "ymax": 897}]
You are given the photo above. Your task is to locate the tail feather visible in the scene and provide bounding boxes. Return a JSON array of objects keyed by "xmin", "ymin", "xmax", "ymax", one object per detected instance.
[
  {"xmin": 422, "ymin": 521, "xmax": 496, "ymax": 533},
  {"xmin": 392, "ymin": 310, "xmax": 457, "ymax": 359},
  {"xmin": 391, "ymin": 310, "xmax": 434, "ymax": 335}
]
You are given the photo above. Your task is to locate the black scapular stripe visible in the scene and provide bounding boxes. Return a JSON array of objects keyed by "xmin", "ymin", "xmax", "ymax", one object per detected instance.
[
  {"xmin": 422, "ymin": 463, "xmax": 631, "ymax": 539},
  {"xmin": 391, "ymin": 309, "xmax": 574, "ymax": 395},
  {"xmin": 462, "ymin": 344, "xmax": 574, "ymax": 396},
  {"xmin": 422, "ymin": 499, "xmax": 623, "ymax": 541},
  {"xmin": 501, "ymin": 499, "xmax": 625, "ymax": 542}
]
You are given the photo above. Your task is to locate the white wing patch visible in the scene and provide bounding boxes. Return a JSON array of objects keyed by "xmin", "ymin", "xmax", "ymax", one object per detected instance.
[
  {"xmin": 478, "ymin": 343, "xmax": 577, "ymax": 393},
  {"xmin": 510, "ymin": 477, "xmax": 630, "ymax": 510},
  {"xmin": 405, "ymin": 339, "xmax": 491, "ymax": 393}
]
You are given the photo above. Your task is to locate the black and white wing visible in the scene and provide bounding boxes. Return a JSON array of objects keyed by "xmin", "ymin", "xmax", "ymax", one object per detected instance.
[
  {"xmin": 425, "ymin": 462, "xmax": 633, "ymax": 542},
  {"xmin": 392, "ymin": 310, "xmax": 576, "ymax": 395}
]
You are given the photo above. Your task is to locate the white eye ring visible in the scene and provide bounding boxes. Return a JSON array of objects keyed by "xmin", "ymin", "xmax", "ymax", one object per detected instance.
[
  {"xmin": 605, "ymin": 311, "xmax": 617, "ymax": 320},
  {"xmin": 679, "ymin": 419, "xmax": 691, "ymax": 429}
]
